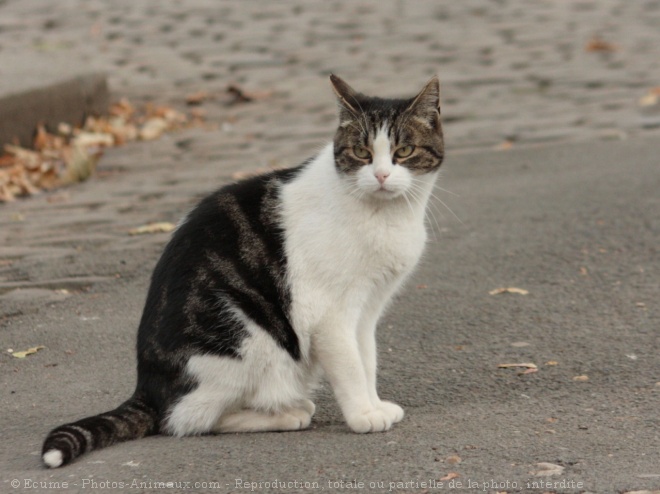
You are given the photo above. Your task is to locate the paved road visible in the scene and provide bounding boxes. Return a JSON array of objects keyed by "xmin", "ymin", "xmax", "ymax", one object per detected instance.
[
  {"xmin": 1, "ymin": 1, "xmax": 659, "ymax": 493},
  {"xmin": 2, "ymin": 138, "xmax": 659, "ymax": 493}
]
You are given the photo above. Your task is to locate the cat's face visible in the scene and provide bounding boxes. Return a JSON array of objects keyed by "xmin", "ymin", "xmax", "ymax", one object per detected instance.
[{"xmin": 331, "ymin": 75, "xmax": 444, "ymax": 200}]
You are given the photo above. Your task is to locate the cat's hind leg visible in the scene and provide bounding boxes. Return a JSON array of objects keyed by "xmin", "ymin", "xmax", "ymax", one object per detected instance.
[
  {"xmin": 213, "ymin": 401, "xmax": 314, "ymax": 433},
  {"xmin": 163, "ymin": 354, "xmax": 247, "ymax": 436}
]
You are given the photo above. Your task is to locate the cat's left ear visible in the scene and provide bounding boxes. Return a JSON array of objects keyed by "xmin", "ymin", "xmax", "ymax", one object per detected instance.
[
  {"xmin": 330, "ymin": 74, "xmax": 361, "ymax": 123},
  {"xmin": 407, "ymin": 76, "xmax": 441, "ymax": 130}
]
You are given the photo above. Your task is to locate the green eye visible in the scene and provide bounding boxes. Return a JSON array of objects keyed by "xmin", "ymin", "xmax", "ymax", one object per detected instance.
[
  {"xmin": 395, "ymin": 145, "xmax": 415, "ymax": 158},
  {"xmin": 353, "ymin": 146, "xmax": 371, "ymax": 159}
]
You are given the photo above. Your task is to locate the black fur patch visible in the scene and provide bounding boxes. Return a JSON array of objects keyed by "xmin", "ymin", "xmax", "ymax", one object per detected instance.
[
  {"xmin": 135, "ymin": 166, "xmax": 305, "ymax": 413},
  {"xmin": 43, "ymin": 166, "xmax": 305, "ymax": 467},
  {"xmin": 42, "ymin": 393, "xmax": 158, "ymax": 467}
]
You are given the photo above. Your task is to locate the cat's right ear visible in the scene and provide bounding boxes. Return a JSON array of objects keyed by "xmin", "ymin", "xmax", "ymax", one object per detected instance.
[{"xmin": 330, "ymin": 74, "xmax": 360, "ymax": 123}]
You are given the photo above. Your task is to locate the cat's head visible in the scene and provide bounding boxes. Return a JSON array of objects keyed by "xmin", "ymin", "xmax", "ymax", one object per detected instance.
[{"xmin": 331, "ymin": 75, "xmax": 444, "ymax": 200}]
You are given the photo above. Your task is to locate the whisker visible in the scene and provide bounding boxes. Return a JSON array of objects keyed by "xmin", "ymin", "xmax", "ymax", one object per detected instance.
[
  {"xmin": 408, "ymin": 182, "xmax": 458, "ymax": 228},
  {"xmin": 406, "ymin": 187, "xmax": 441, "ymax": 240},
  {"xmin": 410, "ymin": 176, "xmax": 459, "ymax": 198}
]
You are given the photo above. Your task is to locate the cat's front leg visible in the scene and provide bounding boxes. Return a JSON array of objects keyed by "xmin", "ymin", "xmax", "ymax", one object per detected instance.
[
  {"xmin": 358, "ymin": 317, "xmax": 404, "ymax": 425},
  {"xmin": 314, "ymin": 321, "xmax": 396, "ymax": 433}
]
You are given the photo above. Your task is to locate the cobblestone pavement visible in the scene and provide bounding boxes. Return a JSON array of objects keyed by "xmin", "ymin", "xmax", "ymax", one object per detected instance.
[
  {"xmin": 1, "ymin": 1, "xmax": 659, "ymax": 492},
  {"xmin": 2, "ymin": 0, "xmax": 660, "ymax": 151}
]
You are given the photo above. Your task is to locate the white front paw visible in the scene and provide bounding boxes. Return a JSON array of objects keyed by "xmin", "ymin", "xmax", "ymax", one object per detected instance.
[
  {"xmin": 346, "ymin": 409, "xmax": 393, "ymax": 433},
  {"xmin": 378, "ymin": 400, "xmax": 404, "ymax": 424}
]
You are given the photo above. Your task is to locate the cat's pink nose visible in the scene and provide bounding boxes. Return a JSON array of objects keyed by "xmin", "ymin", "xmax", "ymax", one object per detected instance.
[{"xmin": 376, "ymin": 172, "xmax": 390, "ymax": 185}]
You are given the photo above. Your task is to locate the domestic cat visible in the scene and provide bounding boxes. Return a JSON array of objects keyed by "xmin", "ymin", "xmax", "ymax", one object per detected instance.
[{"xmin": 42, "ymin": 75, "xmax": 444, "ymax": 468}]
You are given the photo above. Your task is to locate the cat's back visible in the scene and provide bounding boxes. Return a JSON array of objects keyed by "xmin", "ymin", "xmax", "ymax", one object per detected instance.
[
  {"xmin": 176, "ymin": 166, "xmax": 303, "ymax": 245},
  {"xmin": 138, "ymin": 165, "xmax": 305, "ymax": 359}
]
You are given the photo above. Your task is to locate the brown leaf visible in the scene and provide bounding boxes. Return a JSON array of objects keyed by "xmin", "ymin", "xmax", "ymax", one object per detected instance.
[
  {"xmin": 573, "ymin": 375, "xmax": 589, "ymax": 382},
  {"xmin": 226, "ymin": 84, "xmax": 273, "ymax": 105},
  {"xmin": 639, "ymin": 87, "xmax": 660, "ymax": 108},
  {"xmin": 439, "ymin": 472, "xmax": 460, "ymax": 481},
  {"xmin": 446, "ymin": 455, "xmax": 462, "ymax": 464},
  {"xmin": 495, "ymin": 139, "xmax": 514, "ymax": 151},
  {"xmin": 33, "ymin": 124, "xmax": 50, "ymax": 151},
  {"xmin": 109, "ymin": 98, "xmax": 136, "ymax": 119},
  {"xmin": 585, "ymin": 36, "xmax": 617, "ymax": 53},
  {"xmin": 186, "ymin": 90, "xmax": 210, "ymax": 105},
  {"xmin": 0, "ymin": 154, "xmax": 15, "ymax": 168},
  {"xmin": 1, "ymin": 97, "xmax": 205, "ymax": 202},
  {"xmin": 4, "ymin": 144, "xmax": 42, "ymax": 169}
]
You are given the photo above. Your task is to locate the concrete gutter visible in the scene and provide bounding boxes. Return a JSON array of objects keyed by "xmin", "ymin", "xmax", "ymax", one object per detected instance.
[{"xmin": 0, "ymin": 57, "xmax": 109, "ymax": 147}]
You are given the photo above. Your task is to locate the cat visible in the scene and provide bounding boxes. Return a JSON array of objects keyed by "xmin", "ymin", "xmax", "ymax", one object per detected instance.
[{"xmin": 42, "ymin": 74, "xmax": 444, "ymax": 468}]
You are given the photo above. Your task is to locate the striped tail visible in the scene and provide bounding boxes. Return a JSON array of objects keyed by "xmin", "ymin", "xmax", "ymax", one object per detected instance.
[{"xmin": 42, "ymin": 393, "xmax": 159, "ymax": 468}]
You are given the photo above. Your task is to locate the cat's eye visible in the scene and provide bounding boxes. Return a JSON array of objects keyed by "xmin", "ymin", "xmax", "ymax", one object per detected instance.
[
  {"xmin": 353, "ymin": 146, "xmax": 371, "ymax": 160},
  {"xmin": 395, "ymin": 146, "xmax": 415, "ymax": 158}
]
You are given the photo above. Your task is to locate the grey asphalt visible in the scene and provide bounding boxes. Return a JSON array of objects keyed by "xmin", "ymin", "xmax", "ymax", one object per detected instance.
[
  {"xmin": 2, "ymin": 138, "xmax": 659, "ymax": 493},
  {"xmin": 2, "ymin": 0, "xmax": 660, "ymax": 493}
]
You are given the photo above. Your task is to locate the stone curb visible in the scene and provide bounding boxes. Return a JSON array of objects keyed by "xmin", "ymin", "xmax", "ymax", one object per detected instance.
[{"xmin": 0, "ymin": 72, "xmax": 109, "ymax": 148}]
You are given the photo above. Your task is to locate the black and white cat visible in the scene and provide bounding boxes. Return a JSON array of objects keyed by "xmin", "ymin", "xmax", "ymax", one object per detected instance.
[{"xmin": 42, "ymin": 75, "xmax": 444, "ymax": 468}]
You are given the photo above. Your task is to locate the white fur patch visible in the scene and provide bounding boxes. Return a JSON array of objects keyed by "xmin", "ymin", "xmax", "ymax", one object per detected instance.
[
  {"xmin": 43, "ymin": 449, "xmax": 63, "ymax": 468},
  {"xmin": 279, "ymin": 143, "xmax": 437, "ymax": 431},
  {"xmin": 164, "ymin": 305, "xmax": 318, "ymax": 436}
]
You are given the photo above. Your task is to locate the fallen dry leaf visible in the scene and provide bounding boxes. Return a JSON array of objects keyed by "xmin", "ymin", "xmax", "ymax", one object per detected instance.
[
  {"xmin": 498, "ymin": 363, "xmax": 538, "ymax": 369},
  {"xmin": 63, "ymin": 142, "xmax": 102, "ymax": 184},
  {"xmin": 129, "ymin": 222, "xmax": 177, "ymax": 235},
  {"xmin": 186, "ymin": 90, "xmax": 210, "ymax": 105},
  {"xmin": 585, "ymin": 35, "xmax": 617, "ymax": 53},
  {"xmin": 439, "ymin": 472, "xmax": 460, "ymax": 481},
  {"xmin": 34, "ymin": 123, "xmax": 66, "ymax": 152},
  {"xmin": 639, "ymin": 87, "xmax": 660, "ymax": 110},
  {"xmin": 545, "ymin": 361, "xmax": 558, "ymax": 366},
  {"xmin": 109, "ymin": 98, "xmax": 136, "ymax": 119},
  {"xmin": 532, "ymin": 462, "xmax": 564, "ymax": 477},
  {"xmin": 489, "ymin": 287, "xmax": 529, "ymax": 295},
  {"xmin": 446, "ymin": 455, "xmax": 462, "ymax": 464},
  {"xmin": 495, "ymin": 139, "xmax": 514, "ymax": 151},
  {"xmin": 11, "ymin": 345, "xmax": 46, "ymax": 358},
  {"xmin": 573, "ymin": 375, "xmax": 589, "ymax": 382},
  {"xmin": 226, "ymin": 84, "xmax": 273, "ymax": 105},
  {"xmin": 0, "ymin": 98, "xmax": 204, "ymax": 202},
  {"xmin": 139, "ymin": 118, "xmax": 169, "ymax": 141}
]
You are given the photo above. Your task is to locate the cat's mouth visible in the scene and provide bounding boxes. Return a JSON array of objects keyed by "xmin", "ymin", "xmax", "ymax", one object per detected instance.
[{"xmin": 371, "ymin": 186, "xmax": 401, "ymax": 199}]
